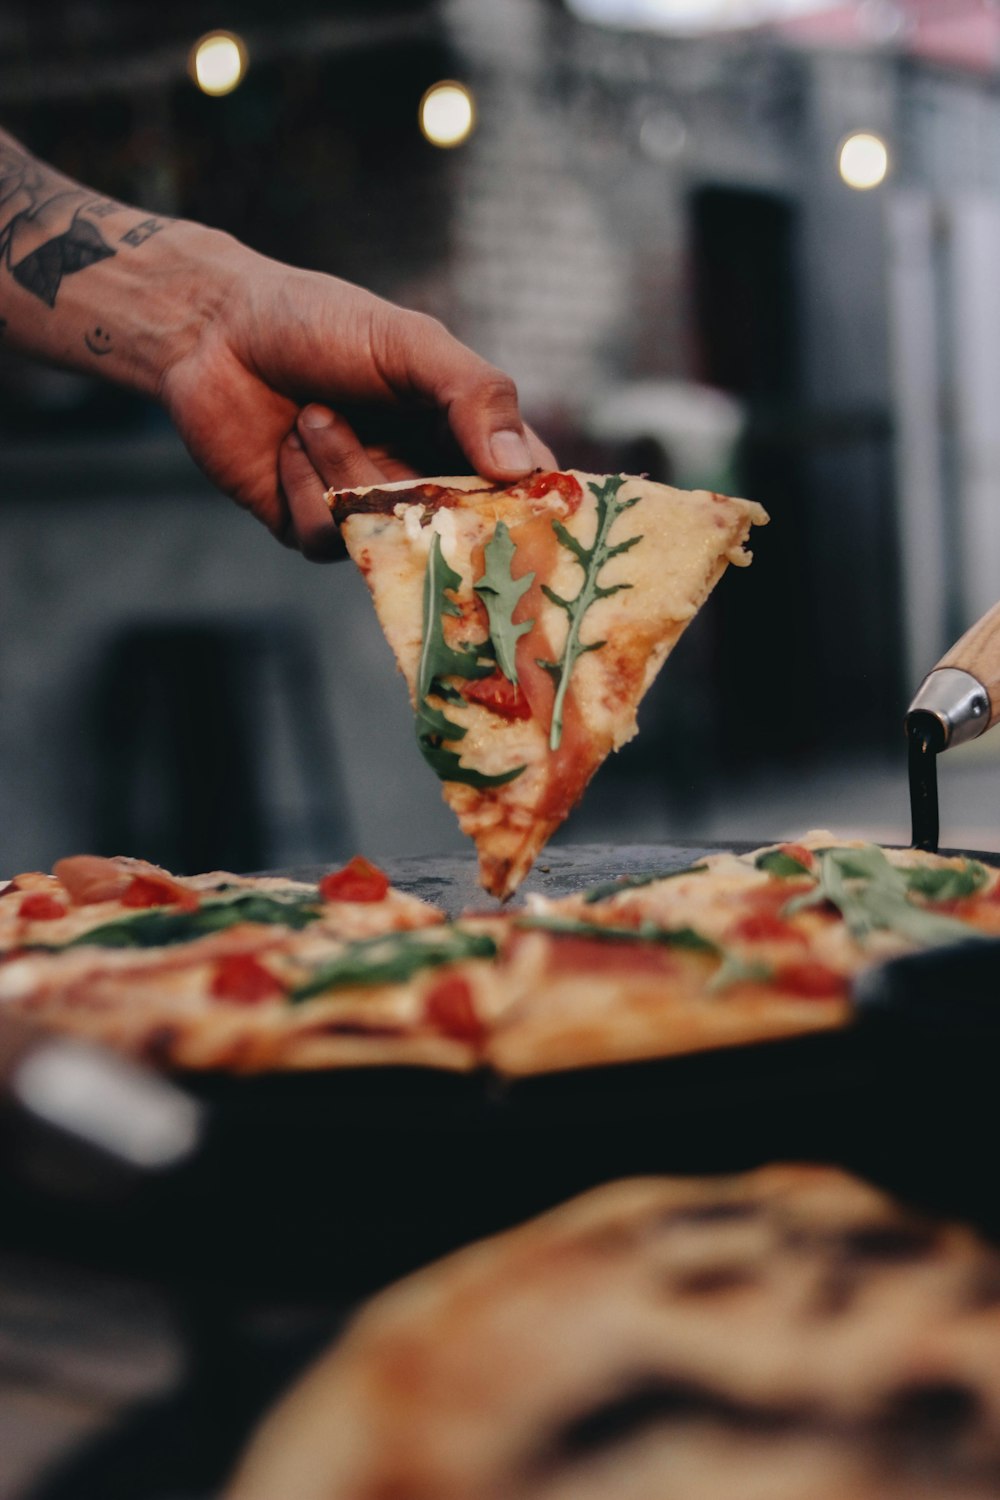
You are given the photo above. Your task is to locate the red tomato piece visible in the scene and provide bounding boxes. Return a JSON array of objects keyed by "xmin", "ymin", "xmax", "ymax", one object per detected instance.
[
  {"xmin": 121, "ymin": 875, "xmax": 200, "ymax": 911},
  {"xmin": 18, "ymin": 893, "xmax": 68, "ymax": 921},
  {"xmin": 524, "ymin": 471, "xmax": 583, "ymax": 507},
  {"xmin": 210, "ymin": 954, "xmax": 284, "ymax": 1004},
  {"xmin": 773, "ymin": 961, "xmax": 846, "ymax": 998},
  {"xmin": 727, "ymin": 911, "xmax": 808, "ymax": 945},
  {"xmin": 462, "ymin": 671, "xmax": 532, "ymax": 721},
  {"xmin": 543, "ymin": 934, "xmax": 679, "ymax": 978},
  {"xmin": 424, "ymin": 974, "xmax": 485, "ymax": 1044},
  {"xmin": 778, "ymin": 843, "xmax": 814, "ymax": 870},
  {"xmin": 319, "ymin": 856, "xmax": 391, "ymax": 904}
]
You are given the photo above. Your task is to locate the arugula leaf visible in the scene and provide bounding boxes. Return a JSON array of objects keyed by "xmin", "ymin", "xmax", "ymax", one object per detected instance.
[
  {"xmin": 536, "ymin": 476, "xmax": 644, "ymax": 750},
  {"xmin": 290, "ymin": 925, "xmax": 497, "ymax": 1003},
  {"xmin": 64, "ymin": 893, "xmax": 322, "ymax": 950},
  {"xmin": 415, "ymin": 533, "xmax": 526, "ymax": 789},
  {"xmin": 903, "ymin": 861, "xmax": 989, "ymax": 902},
  {"xmin": 473, "ymin": 521, "xmax": 534, "ymax": 685},
  {"xmin": 582, "ymin": 864, "xmax": 708, "ymax": 904},
  {"xmin": 707, "ymin": 951, "xmax": 775, "ymax": 993},
  {"xmin": 515, "ymin": 913, "xmax": 717, "ymax": 951},
  {"xmin": 416, "ymin": 534, "xmax": 493, "ymax": 695},
  {"xmin": 783, "ymin": 847, "xmax": 988, "ymax": 948},
  {"xmin": 754, "ymin": 849, "xmax": 812, "ymax": 877}
]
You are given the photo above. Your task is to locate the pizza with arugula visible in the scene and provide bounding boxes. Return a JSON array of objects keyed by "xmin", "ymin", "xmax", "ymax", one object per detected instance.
[
  {"xmin": 326, "ymin": 470, "xmax": 768, "ymax": 899},
  {"xmin": 0, "ymin": 837, "xmax": 996, "ymax": 1073}
]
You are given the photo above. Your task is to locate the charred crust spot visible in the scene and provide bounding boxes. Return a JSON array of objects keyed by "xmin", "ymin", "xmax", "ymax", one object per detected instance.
[
  {"xmin": 782, "ymin": 1219, "xmax": 937, "ymax": 1263},
  {"xmin": 329, "ymin": 482, "xmax": 503, "ymax": 525},
  {"xmin": 877, "ymin": 1379, "xmax": 981, "ymax": 1451},
  {"xmin": 670, "ymin": 1264, "xmax": 760, "ymax": 1298},
  {"xmin": 840, "ymin": 1222, "xmax": 937, "ymax": 1261},
  {"xmin": 656, "ymin": 1200, "xmax": 762, "ymax": 1230},
  {"xmin": 531, "ymin": 1376, "xmax": 802, "ymax": 1473},
  {"xmin": 302, "ymin": 1020, "xmax": 405, "ymax": 1037}
]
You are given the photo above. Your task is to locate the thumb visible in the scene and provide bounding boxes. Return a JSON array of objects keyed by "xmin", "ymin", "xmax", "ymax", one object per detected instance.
[{"xmin": 376, "ymin": 309, "xmax": 555, "ymax": 480}]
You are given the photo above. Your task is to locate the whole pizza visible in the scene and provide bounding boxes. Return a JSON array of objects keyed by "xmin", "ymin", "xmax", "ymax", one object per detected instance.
[{"xmin": 0, "ymin": 833, "xmax": 995, "ymax": 1075}]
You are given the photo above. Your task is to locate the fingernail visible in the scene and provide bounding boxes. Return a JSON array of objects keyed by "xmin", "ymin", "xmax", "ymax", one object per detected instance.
[
  {"xmin": 299, "ymin": 405, "xmax": 334, "ymax": 431},
  {"xmin": 286, "ymin": 431, "xmax": 303, "ymax": 450},
  {"xmin": 490, "ymin": 429, "xmax": 532, "ymax": 474}
]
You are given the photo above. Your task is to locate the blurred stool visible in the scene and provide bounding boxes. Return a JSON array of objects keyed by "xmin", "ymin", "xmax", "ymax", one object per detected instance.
[{"xmin": 90, "ymin": 617, "xmax": 351, "ymax": 874}]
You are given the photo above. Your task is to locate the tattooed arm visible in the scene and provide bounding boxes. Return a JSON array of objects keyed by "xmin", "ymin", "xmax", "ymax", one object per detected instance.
[{"xmin": 0, "ymin": 128, "xmax": 553, "ymax": 557}]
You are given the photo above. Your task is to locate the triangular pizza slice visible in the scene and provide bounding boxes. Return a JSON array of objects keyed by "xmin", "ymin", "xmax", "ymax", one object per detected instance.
[{"xmin": 328, "ymin": 470, "xmax": 767, "ymax": 899}]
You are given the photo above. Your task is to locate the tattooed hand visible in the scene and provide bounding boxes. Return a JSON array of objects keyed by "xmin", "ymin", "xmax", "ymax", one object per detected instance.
[
  {"xmin": 0, "ymin": 127, "xmax": 553, "ymax": 560},
  {"xmin": 157, "ymin": 243, "xmax": 555, "ymax": 559}
]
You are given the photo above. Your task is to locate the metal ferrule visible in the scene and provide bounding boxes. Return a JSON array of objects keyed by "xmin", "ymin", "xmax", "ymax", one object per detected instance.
[{"xmin": 905, "ymin": 667, "xmax": 991, "ymax": 749}]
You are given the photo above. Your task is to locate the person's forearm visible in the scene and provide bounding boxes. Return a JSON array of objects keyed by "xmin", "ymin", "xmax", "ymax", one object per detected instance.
[{"xmin": 0, "ymin": 127, "xmax": 232, "ymax": 399}]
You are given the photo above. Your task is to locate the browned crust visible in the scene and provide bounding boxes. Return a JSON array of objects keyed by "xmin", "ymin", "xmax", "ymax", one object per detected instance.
[{"xmin": 329, "ymin": 480, "xmax": 505, "ymax": 526}]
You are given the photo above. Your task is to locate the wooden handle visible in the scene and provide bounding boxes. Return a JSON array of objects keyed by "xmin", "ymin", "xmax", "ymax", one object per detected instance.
[{"xmin": 937, "ymin": 600, "xmax": 1000, "ymax": 732}]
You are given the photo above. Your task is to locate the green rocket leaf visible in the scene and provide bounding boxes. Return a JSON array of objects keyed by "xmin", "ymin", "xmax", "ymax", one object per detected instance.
[
  {"xmin": 473, "ymin": 521, "xmax": 534, "ymax": 685},
  {"xmin": 415, "ymin": 532, "xmax": 526, "ymax": 789},
  {"xmin": 537, "ymin": 475, "xmax": 644, "ymax": 750},
  {"xmin": 783, "ymin": 845, "xmax": 989, "ymax": 948},
  {"xmin": 290, "ymin": 925, "xmax": 498, "ymax": 1003}
]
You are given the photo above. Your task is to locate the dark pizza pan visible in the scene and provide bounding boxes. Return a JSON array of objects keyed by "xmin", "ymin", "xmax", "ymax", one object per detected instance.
[{"xmin": 3, "ymin": 841, "xmax": 1000, "ymax": 1300}]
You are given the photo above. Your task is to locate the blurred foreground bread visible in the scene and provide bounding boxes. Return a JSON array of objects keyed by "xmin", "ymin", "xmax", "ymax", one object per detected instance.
[{"xmin": 229, "ymin": 1165, "xmax": 1000, "ymax": 1500}]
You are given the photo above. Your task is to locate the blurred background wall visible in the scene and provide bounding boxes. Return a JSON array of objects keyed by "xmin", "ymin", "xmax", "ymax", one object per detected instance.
[{"xmin": 2, "ymin": 0, "xmax": 1000, "ymax": 871}]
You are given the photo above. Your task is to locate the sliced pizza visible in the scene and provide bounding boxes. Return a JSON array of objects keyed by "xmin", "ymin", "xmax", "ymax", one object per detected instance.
[
  {"xmin": 0, "ymin": 853, "xmax": 441, "ymax": 954},
  {"xmin": 0, "ymin": 917, "xmax": 500, "ymax": 1072},
  {"xmin": 0, "ymin": 853, "xmax": 500, "ymax": 1072},
  {"xmin": 4, "ymin": 837, "xmax": 996, "ymax": 1077},
  {"xmin": 327, "ymin": 470, "xmax": 767, "ymax": 899}
]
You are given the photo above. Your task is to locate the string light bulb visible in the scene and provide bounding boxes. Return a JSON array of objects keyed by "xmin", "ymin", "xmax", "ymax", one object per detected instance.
[
  {"xmin": 190, "ymin": 31, "xmax": 248, "ymax": 97},
  {"xmin": 419, "ymin": 81, "xmax": 476, "ymax": 148},
  {"xmin": 838, "ymin": 131, "xmax": 889, "ymax": 190}
]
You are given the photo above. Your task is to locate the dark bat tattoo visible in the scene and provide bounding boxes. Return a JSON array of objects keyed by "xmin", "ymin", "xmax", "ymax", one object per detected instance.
[
  {"xmin": 0, "ymin": 142, "xmax": 127, "ymax": 308},
  {"xmin": 9, "ymin": 210, "xmax": 115, "ymax": 307}
]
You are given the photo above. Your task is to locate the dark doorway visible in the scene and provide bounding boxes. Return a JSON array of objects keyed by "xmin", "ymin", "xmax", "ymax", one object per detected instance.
[{"xmin": 690, "ymin": 185, "xmax": 824, "ymax": 764}]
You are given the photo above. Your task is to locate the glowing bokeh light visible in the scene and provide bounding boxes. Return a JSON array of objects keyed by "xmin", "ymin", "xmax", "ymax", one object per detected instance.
[
  {"xmin": 420, "ymin": 82, "xmax": 476, "ymax": 148},
  {"xmin": 838, "ymin": 131, "xmax": 889, "ymax": 190},
  {"xmin": 190, "ymin": 31, "xmax": 248, "ymax": 97}
]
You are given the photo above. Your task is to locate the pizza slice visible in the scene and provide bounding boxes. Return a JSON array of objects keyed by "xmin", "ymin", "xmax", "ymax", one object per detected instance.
[{"xmin": 328, "ymin": 470, "xmax": 768, "ymax": 899}]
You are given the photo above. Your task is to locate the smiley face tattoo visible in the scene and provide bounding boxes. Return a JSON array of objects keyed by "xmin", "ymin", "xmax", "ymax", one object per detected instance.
[{"xmin": 84, "ymin": 325, "xmax": 113, "ymax": 356}]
